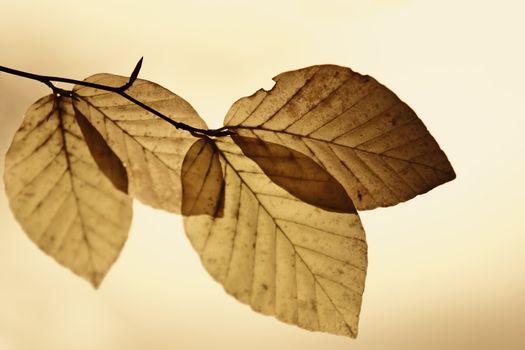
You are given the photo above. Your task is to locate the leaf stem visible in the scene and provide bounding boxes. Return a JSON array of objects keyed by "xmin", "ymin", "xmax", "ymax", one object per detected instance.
[{"xmin": 0, "ymin": 60, "xmax": 234, "ymax": 137}]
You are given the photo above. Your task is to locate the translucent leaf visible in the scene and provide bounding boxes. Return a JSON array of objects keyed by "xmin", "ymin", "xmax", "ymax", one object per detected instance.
[
  {"xmin": 232, "ymin": 135, "xmax": 356, "ymax": 213},
  {"xmin": 181, "ymin": 138, "xmax": 224, "ymax": 217},
  {"xmin": 72, "ymin": 74, "xmax": 207, "ymax": 213},
  {"xmin": 184, "ymin": 137, "xmax": 367, "ymax": 338},
  {"xmin": 4, "ymin": 95, "xmax": 132, "ymax": 287},
  {"xmin": 224, "ymin": 65, "xmax": 455, "ymax": 210}
]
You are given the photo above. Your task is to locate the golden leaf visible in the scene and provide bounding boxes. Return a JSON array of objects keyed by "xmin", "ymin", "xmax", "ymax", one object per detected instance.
[
  {"xmin": 184, "ymin": 137, "xmax": 366, "ymax": 337},
  {"xmin": 73, "ymin": 74, "xmax": 207, "ymax": 213},
  {"xmin": 224, "ymin": 65, "xmax": 455, "ymax": 210},
  {"xmin": 181, "ymin": 138, "xmax": 224, "ymax": 217},
  {"xmin": 4, "ymin": 95, "xmax": 132, "ymax": 287}
]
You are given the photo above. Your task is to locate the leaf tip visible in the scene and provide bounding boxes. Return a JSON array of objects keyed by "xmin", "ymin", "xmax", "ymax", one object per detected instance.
[
  {"xmin": 89, "ymin": 278, "xmax": 102, "ymax": 289},
  {"xmin": 87, "ymin": 270, "xmax": 106, "ymax": 289}
]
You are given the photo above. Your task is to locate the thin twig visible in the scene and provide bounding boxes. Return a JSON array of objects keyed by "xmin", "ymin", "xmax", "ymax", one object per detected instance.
[{"xmin": 0, "ymin": 59, "xmax": 233, "ymax": 137}]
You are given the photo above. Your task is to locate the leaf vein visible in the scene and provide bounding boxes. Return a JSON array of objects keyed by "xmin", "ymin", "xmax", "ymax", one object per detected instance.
[
  {"xmin": 219, "ymin": 151, "xmax": 356, "ymax": 332},
  {"xmin": 285, "ymin": 75, "xmax": 352, "ymax": 131},
  {"xmin": 258, "ymin": 68, "xmax": 320, "ymax": 128},
  {"xmin": 303, "ymin": 83, "xmax": 382, "ymax": 137}
]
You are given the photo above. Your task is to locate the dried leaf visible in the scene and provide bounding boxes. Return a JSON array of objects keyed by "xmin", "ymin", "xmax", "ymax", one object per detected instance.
[
  {"xmin": 232, "ymin": 135, "xmax": 356, "ymax": 213},
  {"xmin": 224, "ymin": 65, "xmax": 455, "ymax": 210},
  {"xmin": 184, "ymin": 137, "xmax": 367, "ymax": 338},
  {"xmin": 4, "ymin": 95, "xmax": 132, "ymax": 287},
  {"xmin": 72, "ymin": 74, "xmax": 207, "ymax": 213},
  {"xmin": 181, "ymin": 138, "xmax": 224, "ymax": 217},
  {"xmin": 74, "ymin": 105, "xmax": 128, "ymax": 193}
]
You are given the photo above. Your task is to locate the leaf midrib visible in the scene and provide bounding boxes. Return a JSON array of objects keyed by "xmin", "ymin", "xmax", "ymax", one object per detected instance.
[
  {"xmin": 229, "ymin": 126, "xmax": 453, "ymax": 175},
  {"xmin": 56, "ymin": 98, "xmax": 97, "ymax": 283}
]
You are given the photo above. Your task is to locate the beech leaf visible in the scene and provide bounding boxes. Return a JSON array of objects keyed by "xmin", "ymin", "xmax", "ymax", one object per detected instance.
[
  {"xmin": 181, "ymin": 138, "xmax": 224, "ymax": 217},
  {"xmin": 224, "ymin": 65, "xmax": 456, "ymax": 210},
  {"xmin": 4, "ymin": 95, "xmax": 132, "ymax": 287},
  {"xmin": 72, "ymin": 74, "xmax": 207, "ymax": 213},
  {"xmin": 232, "ymin": 135, "xmax": 356, "ymax": 213},
  {"xmin": 184, "ymin": 137, "xmax": 367, "ymax": 338}
]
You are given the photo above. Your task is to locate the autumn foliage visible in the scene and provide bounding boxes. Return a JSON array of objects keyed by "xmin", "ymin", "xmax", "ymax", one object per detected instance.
[{"xmin": 3, "ymin": 63, "xmax": 455, "ymax": 338}]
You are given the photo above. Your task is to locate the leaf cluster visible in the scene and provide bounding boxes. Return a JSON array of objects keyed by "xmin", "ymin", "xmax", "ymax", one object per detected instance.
[{"xmin": 3, "ymin": 63, "xmax": 455, "ymax": 338}]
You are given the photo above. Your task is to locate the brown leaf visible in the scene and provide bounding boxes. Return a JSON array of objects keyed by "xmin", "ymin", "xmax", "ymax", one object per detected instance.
[
  {"xmin": 72, "ymin": 74, "xmax": 207, "ymax": 213},
  {"xmin": 184, "ymin": 136, "xmax": 367, "ymax": 338},
  {"xmin": 74, "ymin": 105, "xmax": 128, "ymax": 194},
  {"xmin": 181, "ymin": 138, "xmax": 224, "ymax": 217},
  {"xmin": 224, "ymin": 65, "xmax": 455, "ymax": 210},
  {"xmin": 4, "ymin": 95, "xmax": 132, "ymax": 287},
  {"xmin": 232, "ymin": 135, "xmax": 356, "ymax": 213}
]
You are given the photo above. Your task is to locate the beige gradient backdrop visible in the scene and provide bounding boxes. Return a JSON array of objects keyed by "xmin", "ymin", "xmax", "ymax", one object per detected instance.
[{"xmin": 1, "ymin": 0, "xmax": 524, "ymax": 349}]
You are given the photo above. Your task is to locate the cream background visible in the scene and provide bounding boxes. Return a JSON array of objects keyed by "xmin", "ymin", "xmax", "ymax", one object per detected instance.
[{"xmin": 1, "ymin": 0, "xmax": 524, "ymax": 349}]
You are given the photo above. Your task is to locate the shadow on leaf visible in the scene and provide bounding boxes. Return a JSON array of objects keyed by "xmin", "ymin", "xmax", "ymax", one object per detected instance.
[
  {"xmin": 73, "ymin": 105, "xmax": 129, "ymax": 194},
  {"xmin": 232, "ymin": 135, "xmax": 356, "ymax": 213}
]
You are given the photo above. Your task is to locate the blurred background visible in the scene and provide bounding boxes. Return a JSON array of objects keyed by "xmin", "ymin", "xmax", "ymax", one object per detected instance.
[{"xmin": 1, "ymin": 0, "xmax": 524, "ymax": 349}]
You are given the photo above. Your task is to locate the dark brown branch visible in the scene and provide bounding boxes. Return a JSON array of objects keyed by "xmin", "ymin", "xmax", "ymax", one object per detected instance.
[{"xmin": 0, "ymin": 59, "xmax": 233, "ymax": 138}]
